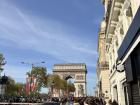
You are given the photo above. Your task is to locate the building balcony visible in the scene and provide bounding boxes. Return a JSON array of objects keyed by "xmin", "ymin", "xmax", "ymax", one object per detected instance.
[{"xmin": 105, "ymin": 0, "xmax": 124, "ymax": 44}]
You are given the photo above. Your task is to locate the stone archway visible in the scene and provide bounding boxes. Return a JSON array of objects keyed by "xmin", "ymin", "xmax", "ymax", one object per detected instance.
[{"xmin": 53, "ymin": 63, "xmax": 87, "ymax": 97}]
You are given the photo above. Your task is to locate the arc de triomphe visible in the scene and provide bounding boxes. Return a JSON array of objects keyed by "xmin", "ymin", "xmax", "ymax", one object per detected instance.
[{"xmin": 53, "ymin": 63, "xmax": 87, "ymax": 97}]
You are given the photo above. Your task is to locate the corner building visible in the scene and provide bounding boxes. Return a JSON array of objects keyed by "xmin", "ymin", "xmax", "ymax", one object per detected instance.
[{"xmin": 101, "ymin": 0, "xmax": 140, "ymax": 105}]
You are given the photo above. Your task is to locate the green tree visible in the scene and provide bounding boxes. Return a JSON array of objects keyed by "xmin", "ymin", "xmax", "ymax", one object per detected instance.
[
  {"xmin": 47, "ymin": 74, "xmax": 74, "ymax": 92},
  {"xmin": 5, "ymin": 77, "xmax": 26, "ymax": 96},
  {"xmin": 5, "ymin": 77, "xmax": 18, "ymax": 95},
  {"xmin": 15, "ymin": 82, "xmax": 26, "ymax": 96},
  {"xmin": 0, "ymin": 54, "xmax": 6, "ymax": 73},
  {"xmin": 27, "ymin": 67, "xmax": 47, "ymax": 92},
  {"xmin": 47, "ymin": 74, "xmax": 65, "ymax": 90},
  {"xmin": 68, "ymin": 83, "xmax": 75, "ymax": 92},
  {"xmin": 60, "ymin": 79, "xmax": 67, "ymax": 91}
]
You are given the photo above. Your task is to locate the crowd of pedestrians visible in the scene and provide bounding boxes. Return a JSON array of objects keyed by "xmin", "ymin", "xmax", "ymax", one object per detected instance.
[
  {"xmin": 0, "ymin": 95, "xmax": 61, "ymax": 103},
  {"xmin": 0, "ymin": 95, "xmax": 118, "ymax": 105},
  {"xmin": 59, "ymin": 96, "xmax": 107, "ymax": 105},
  {"xmin": 0, "ymin": 95, "xmax": 43, "ymax": 103},
  {"xmin": 72, "ymin": 97, "xmax": 105, "ymax": 105},
  {"xmin": 72, "ymin": 97, "xmax": 119, "ymax": 105}
]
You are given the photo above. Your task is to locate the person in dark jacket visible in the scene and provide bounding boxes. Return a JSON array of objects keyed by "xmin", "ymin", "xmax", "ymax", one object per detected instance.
[{"xmin": 112, "ymin": 100, "xmax": 118, "ymax": 105}]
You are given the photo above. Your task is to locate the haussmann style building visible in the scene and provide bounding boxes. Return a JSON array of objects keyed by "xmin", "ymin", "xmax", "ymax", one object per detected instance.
[
  {"xmin": 96, "ymin": 20, "xmax": 111, "ymax": 104},
  {"xmin": 98, "ymin": 0, "xmax": 140, "ymax": 105}
]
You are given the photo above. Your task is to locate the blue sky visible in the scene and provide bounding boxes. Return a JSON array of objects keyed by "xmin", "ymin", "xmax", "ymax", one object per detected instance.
[{"xmin": 0, "ymin": 0, "xmax": 104, "ymax": 95}]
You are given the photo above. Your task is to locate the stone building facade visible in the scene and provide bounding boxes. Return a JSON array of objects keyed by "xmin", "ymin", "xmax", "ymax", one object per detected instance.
[
  {"xmin": 53, "ymin": 63, "xmax": 87, "ymax": 97},
  {"xmin": 96, "ymin": 20, "xmax": 110, "ymax": 104},
  {"xmin": 99, "ymin": 0, "xmax": 140, "ymax": 105}
]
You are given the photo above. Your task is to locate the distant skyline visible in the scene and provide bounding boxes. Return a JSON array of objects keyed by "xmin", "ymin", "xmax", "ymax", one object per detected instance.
[{"xmin": 0, "ymin": 0, "xmax": 104, "ymax": 95}]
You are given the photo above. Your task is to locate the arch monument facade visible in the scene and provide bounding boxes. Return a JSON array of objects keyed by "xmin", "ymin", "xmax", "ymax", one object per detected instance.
[{"xmin": 53, "ymin": 63, "xmax": 87, "ymax": 97}]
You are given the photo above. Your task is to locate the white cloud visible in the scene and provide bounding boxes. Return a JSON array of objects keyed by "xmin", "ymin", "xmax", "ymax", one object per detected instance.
[
  {"xmin": 0, "ymin": 1, "xmax": 97, "ymax": 66},
  {"xmin": 0, "ymin": 1, "xmax": 98, "ymax": 93}
]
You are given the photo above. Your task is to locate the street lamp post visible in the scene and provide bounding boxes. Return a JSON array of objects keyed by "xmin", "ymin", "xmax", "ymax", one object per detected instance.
[
  {"xmin": 0, "ymin": 74, "xmax": 8, "ymax": 95},
  {"xmin": 21, "ymin": 61, "xmax": 45, "ymax": 95},
  {"xmin": 51, "ymin": 81, "xmax": 55, "ymax": 98},
  {"xmin": 65, "ymin": 75, "xmax": 72, "ymax": 102}
]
